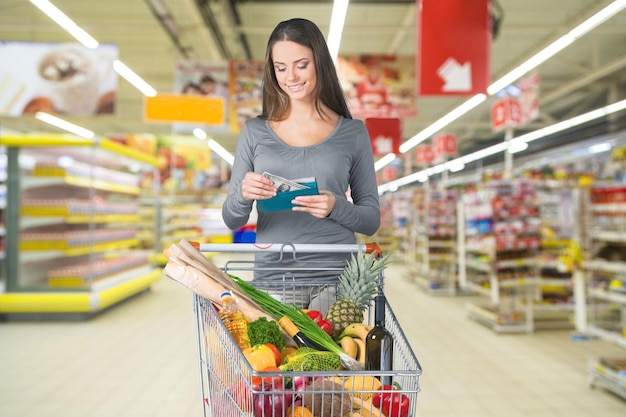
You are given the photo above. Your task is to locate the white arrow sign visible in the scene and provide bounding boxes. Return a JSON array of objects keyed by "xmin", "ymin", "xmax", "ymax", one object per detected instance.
[
  {"xmin": 437, "ymin": 57, "xmax": 472, "ymax": 92},
  {"xmin": 373, "ymin": 135, "xmax": 394, "ymax": 154}
]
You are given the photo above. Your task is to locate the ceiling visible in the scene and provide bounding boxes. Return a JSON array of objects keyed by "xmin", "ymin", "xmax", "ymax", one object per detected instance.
[{"xmin": 1, "ymin": 0, "xmax": 625, "ymax": 160}]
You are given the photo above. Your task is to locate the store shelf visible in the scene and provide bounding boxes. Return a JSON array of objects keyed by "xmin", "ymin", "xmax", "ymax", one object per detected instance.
[
  {"xmin": 466, "ymin": 302, "xmax": 531, "ymax": 333},
  {"xmin": 589, "ymin": 358, "xmax": 626, "ymax": 400},
  {"xmin": 0, "ymin": 133, "xmax": 161, "ymax": 318},
  {"xmin": 462, "ymin": 179, "xmax": 540, "ymax": 333},
  {"xmin": 0, "ymin": 268, "xmax": 161, "ymax": 315}
]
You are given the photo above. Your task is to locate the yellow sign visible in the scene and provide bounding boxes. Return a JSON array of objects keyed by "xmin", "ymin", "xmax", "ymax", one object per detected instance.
[{"xmin": 144, "ymin": 94, "xmax": 224, "ymax": 124}]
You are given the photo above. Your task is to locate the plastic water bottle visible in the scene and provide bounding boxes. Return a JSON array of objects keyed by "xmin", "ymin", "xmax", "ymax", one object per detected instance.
[{"xmin": 219, "ymin": 292, "xmax": 251, "ymax": 350}]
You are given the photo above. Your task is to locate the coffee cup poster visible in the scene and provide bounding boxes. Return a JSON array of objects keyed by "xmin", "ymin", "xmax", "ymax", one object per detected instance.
[{"xmin": 0, "ymin": 41, "xmax": 119, "ymax": 117}]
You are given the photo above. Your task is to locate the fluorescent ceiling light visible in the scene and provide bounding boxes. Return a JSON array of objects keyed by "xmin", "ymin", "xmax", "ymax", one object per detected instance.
[
  {"xmin": 193, "ymin": 128, "xmax": 234, "ymax": 165},
  {"xmin": 507, "ymin": 141, "xmax": 529, "ymax": 154},
  {"xmin": 399, "ymin": 94, "xmax": 486, "ymax": 154},
  {"xmin": 192, "ymin": 128, "xmax": 207, "ymax": 140},
  {"xmin": 380, "ymin": 1, "xmax": 626, "ymax": 174},
  {"xmin": 113, "ymin": 60, "xmax": 157, "ymax": 97},
  {"xmin": 374, "ymin": 153, "xmax": 396, "ymax": 171},
  {"xmin": 379, "ymin": 98, "xmax": 626, "ymax": 193},
  {"xmin": 207, "ymin": 139, "xmax": 234, "ymax": 166},
  {"xmin": 29, "ymin": 0, "xmax": 99, "ymax": 48},
  {"xmin": 447, "ymin": 160, "xmax": 465, "ymax": 172},
  {"xmin": 488, "ymin": 0, "xmax": 626, "ymax": 95},
  {"xmin": 35, "ymin": 112, "xmax": 95, "ymax": 139},
  {"xmin": 589, "ymin": 143, "xmax": 611, "ymax": 154},
  {"xmin": 327, "ymin": 0, "xmax": 350, "ymax": 61}
]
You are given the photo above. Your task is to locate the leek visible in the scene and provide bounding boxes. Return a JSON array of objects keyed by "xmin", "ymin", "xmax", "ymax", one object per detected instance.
[{"xmin": 230, "ymin": 274, "xmax": 363, "ymax": 370}]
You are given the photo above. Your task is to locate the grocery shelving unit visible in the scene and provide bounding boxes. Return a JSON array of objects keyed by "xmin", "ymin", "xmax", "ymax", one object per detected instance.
[
  {"xmin": 461, "ymin": 180, "xmax": 541, "ymax": 333},
  {"xmin": 0, "ymin": 144, "xmax": 6, "ymax": 293},
  {"xmin": 145, "ymin": 189, "xmax": 231, "ymax": 265},
  {"xmin": 575, "ymin": 183, "xmax": 626, "ymax": 398},
  {"xmin": 411, "ymin": 186, "xmax": 458, "ymax": 295},
  {"xmin": 0, "ymin": 134, "xmax": 162, "ymax": 319},
  {"xmin": 534, "ymin": 181, "xmax": 577, "ymax": 329}
]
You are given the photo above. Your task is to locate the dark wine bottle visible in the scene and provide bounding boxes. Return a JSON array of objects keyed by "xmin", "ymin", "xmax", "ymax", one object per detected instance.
[
  {"xmin": 278, "ymin": 316, "xmax": 326, "ymax": 351},
  {"xmin": 365, "ymin": 294, "xmax": 394, "ymax": 385}
]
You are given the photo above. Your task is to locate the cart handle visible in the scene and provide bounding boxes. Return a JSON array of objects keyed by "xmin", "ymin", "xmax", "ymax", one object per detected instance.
[{"xmin": 189, "ymin": 242, "xmax": 383, "ymax": 257}]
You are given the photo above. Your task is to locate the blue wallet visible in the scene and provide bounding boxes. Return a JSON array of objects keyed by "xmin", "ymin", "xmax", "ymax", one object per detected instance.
[{"xmin": 257, "ymin": 180, "xmax": 319, "ymax": 213}]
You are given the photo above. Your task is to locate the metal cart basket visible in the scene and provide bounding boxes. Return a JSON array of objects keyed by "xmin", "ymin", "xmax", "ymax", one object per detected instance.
[{"xmin": 191, "ymin": 243, "xmax": 422, "ymax": 417}]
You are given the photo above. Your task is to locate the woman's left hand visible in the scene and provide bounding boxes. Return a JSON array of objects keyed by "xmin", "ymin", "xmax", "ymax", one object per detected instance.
[{"xmin": 291, "ymin": 191, "xmax": 336, "ymax": 218}]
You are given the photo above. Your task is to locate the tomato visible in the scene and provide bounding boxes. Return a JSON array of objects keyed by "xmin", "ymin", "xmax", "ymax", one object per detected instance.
[
  {"xmin": 305, "ymin": 310, "xmax": 323, "ymax": 323},
  {"xmin": 243, "ymin": 344, "xmax": 277, "ymax": 371},
  {"xmin": 264, "ymin": 343, "xmax": 282, "ymax": 366},
  {"xmin": 252, "ymin": 366, "xmax": 282, "ymax": 389},
  {"xmin": 317, "ymin": 319, "xmax": 333, "ymax": 336}
]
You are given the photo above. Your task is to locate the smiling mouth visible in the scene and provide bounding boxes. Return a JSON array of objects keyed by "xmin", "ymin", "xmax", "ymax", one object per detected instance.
[{"xmin": 287, "ymin": 82, "xmax": 305, "ymax": 91}]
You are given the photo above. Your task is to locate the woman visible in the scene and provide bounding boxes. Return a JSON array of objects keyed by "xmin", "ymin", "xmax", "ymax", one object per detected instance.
[{"xmin": 222, "ymin": 18, "xmax": 380, "ymax": 302}]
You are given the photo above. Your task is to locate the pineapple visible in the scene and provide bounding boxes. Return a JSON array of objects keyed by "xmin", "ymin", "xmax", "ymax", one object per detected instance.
[{"xmin": 326, "ymin": 251, "xmax": 390, "ymax": 338}]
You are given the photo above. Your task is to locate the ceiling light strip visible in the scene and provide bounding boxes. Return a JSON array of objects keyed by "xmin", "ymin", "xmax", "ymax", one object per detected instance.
[
  {"xmin": 35, "ymin": 112, "xmax": 95, "ymax": 139},
  {"xmin": 29, "ymin": 1, "xmax": 158, "ymax": 98},
  {"xmin": 113, "ymin": 60, "xmax": 157, "ymax": 97},
  {"xmin": 379, "ymin": 0, "xmax": 626, "ymax": 175},
  {"xmin": 29, "ymin": 0, "xmax": 99, "ymax": 48},
  {"xmin": 327, "ymin": 0, "xmax": 350, "ymax": 61},
  {"xmin": 399, "ymin": 94, "xmax": 487, "ymax": 153},
  {"xmin": 378, "ymin": 98, "xmax": 626, "ymax": 194},
  {"xmin": 208, "ymin": 139, "xmax": 234, "ymax": 166}
]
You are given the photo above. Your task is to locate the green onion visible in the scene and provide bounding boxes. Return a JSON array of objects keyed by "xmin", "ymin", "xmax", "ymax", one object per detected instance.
[{"xmin": 229, "ymin": 274, "xmax": 362, "ymax": 370}]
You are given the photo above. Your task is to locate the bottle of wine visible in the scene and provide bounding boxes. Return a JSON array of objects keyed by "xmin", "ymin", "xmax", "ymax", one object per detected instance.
[
  {"xmin": 365, "ymin": 293, "xmax": 393, "ymax": 385},
  {"xmin": 278, "ymin": 316, "xmax": 325, "ymax": 351}
]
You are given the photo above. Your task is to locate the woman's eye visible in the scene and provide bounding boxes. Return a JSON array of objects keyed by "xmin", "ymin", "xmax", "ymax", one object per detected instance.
[
  {"xmin": 297, "ymin": 63, "xmax": 309, "ymax": 70},
  {"xmin": 275, "ymin": 66, "xmax": 286, "ymax": 72}
]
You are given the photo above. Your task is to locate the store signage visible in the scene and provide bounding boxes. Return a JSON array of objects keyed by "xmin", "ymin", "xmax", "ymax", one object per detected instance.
[
  {"xmin": 144, "ymin": 94, "xmax": 225, "ymax": 124},
  {"xmin": 337, "ymin": 55, "xmax": 417, "ymax": 119},
  {"xmin": 365, "ymin": 117, "xmax": 402, "ymax": 156},
  {"xmin": 416, "ymin": 144, "xmax": 435, "ymax": 166},
  {"xmin": 433, "ymin": 133, "xmax": 457, "ymax": 157},
  {"xmin": 518, "ymin": 71, "xmax": 540, "ymax": 126},
  {"xmin": 491, "ymin": 72, "xmax": 540, "ymax": 132},
  {"xmin": 0, "ymin": 41, "xmax": 119, "ymax": 117},
  {"xmin": 491, "ymin": 97, "xmax": 522, "ymax": 132},
  {"xmin": 382, "ymin": 166, "xmax": 398, "ymax": 181},
  {"xmin": 417, "ymin": 0, "xmax": 490, "ymax": 96}
]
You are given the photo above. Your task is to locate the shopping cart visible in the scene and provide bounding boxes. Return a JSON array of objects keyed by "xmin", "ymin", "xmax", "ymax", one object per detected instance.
[{"xmin": 189, "ymin": 243, "xmax": 422, "ymax": 417}]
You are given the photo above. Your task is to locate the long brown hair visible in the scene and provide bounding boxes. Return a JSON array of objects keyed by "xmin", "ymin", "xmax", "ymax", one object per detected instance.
[{"xmin": 260, "ymin": 18, "xmax": 352, "ymax": 121}]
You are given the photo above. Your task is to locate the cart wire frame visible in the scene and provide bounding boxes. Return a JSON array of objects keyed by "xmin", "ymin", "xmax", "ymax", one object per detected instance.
[{"xmin": 192, "ymin": 243, "xmax": 422, "ymax": 417}]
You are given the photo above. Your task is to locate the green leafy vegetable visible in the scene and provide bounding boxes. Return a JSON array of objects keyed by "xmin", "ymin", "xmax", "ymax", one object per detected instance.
[
  {"xmin": 247, "ymin": 317, "xmax": 285, "ymax": 350},
  {"xmin": 229, "ymin": 274, "xmax": 363, "ymax": 371}
]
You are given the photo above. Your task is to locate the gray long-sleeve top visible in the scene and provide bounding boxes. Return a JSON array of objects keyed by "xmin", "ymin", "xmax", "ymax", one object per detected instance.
[{"xmin": 222, "ymin": 116, "xmax": 381, "ymax": 282}]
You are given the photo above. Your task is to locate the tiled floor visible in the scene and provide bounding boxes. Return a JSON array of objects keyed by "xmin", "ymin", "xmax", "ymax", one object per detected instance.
[{"xmin": 1, "ymin": 258, "xmax": 625, "ymax": 417}]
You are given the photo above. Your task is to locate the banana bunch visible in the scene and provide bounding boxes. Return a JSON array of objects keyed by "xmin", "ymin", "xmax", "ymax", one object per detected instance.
[{"xmin": 336, "ymin": 323, "xmax": 372, "ymax": 364}]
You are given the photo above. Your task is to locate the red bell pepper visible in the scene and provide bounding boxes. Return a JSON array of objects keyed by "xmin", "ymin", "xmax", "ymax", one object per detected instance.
[{"xmin": 372, "ymin": 385, "xmax": 410, "ymax": 417}]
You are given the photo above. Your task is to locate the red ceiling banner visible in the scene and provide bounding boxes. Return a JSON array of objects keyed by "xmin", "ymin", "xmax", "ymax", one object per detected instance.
[
  {"xmin": 491, "ymin": 97, "xmax": 522, "ymax": 132},
  {"xmin": 417, "ymin": 0, "xmax": 491, "ymax": 96},
  {"xmin": 416, "ymin": 144, "xmax": 435, "ymax": 166},
  {"xmin": 365, "ymin": 117, "xmax": 402, "ymax": 156},
  {"xmin": 433, "ymin": 133, "xmax": 457, "ymax": 157}
]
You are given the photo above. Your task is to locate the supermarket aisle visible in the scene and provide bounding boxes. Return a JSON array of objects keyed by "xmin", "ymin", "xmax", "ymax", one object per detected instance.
[{"xmin": 1, "ymin": 259, "xmax": 625, "ymax": 417}]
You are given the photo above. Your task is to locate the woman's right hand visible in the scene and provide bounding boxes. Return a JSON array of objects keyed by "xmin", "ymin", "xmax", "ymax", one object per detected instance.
[{"xmin": 241, "ymin": 172, "xmax": 276, "ymax": 201}]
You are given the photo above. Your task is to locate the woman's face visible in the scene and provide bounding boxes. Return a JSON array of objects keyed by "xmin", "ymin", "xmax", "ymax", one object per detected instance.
[{"xmin": 271, "ymin": 40, "xmax": 317, "ymax": 103}]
